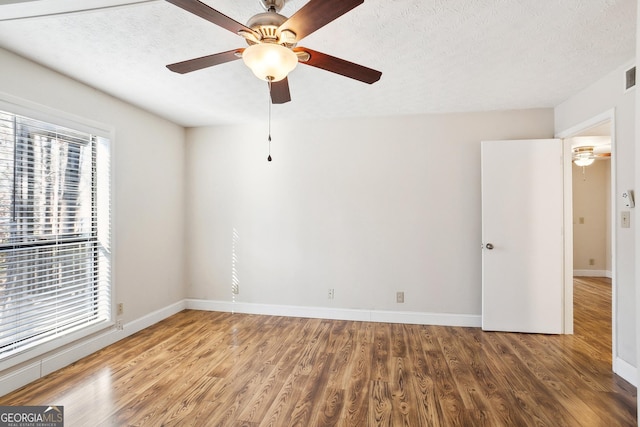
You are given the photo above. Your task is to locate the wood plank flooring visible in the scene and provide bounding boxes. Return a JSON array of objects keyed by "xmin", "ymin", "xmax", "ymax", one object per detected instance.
[{"xmin": 1, "ymin": 277, "xmax": 636, "ymax": 426}]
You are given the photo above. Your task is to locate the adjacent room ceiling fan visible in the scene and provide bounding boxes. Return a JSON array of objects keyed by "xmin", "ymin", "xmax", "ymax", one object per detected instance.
[
  {"xmin": 165, "ymin": 0, "xmax": 382, "ymax": 104},
  {"xmin": 572, "ymin": 146, "xmax": 611, "ymax": 167}
]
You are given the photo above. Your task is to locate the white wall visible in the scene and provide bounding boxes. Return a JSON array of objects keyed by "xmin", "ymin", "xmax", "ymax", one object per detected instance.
[
  {"xmin": 572, "ymin": 160, "xmax": 611, "ymax": 275},
  {"xmin": 185, "ymin": 110, "xmax": 554, "ymax": 320},
  {"xmin": 0, "ymin": 48, "xmax": 186, "ymax": 389},
  {"xmin": 555, "ymin": 61, "xmax": 636, "ymax": 371}
]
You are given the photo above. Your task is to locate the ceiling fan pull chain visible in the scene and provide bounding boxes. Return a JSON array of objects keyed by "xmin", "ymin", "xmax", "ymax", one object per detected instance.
[{"xmin": 267, "ymin": 79, "xmax": 273, "ymax": 162}]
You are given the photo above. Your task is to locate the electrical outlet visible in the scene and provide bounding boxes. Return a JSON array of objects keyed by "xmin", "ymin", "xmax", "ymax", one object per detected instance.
[
  {"xmin": 328, "ymin": 288, "xmax": 334, "ymax": 300},
  {"xmin": 232, "ymin": 285, "xmax": 239, "ymax": 295},
  {"xmin": 396, "ymin": 291, "xmax": 404, "ymax": 303},
  {"xmin": 116, "ymin": 320, "xmax": 123, "ymax": 331},
  {"xmin": 117, "ymin": 303, "xmax": 124, "ymax": 316}
]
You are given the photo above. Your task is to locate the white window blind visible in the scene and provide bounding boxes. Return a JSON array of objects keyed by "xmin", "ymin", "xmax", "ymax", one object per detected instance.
[{"xmin": 0, "ymin": 110, "xmax": 111, "ymax": 361}]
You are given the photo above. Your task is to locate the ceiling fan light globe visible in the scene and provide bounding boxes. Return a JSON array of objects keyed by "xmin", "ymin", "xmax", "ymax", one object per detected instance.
[
  {"xmin": 573, "ymin": 157, "xmax": 595, "ymax": 167},
  {"xmin": 242, "ymin": 43, "xmax": 298, "ymax": 82}
]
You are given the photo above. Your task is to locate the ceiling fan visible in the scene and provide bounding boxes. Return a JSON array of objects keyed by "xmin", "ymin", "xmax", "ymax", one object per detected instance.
[
  {"xmin": 164, "ymin": 0, "xmax": 382, "ymax": 104},
  {"xmin": 572, "ymin": 146, "xmax": 611, "ymax": 167}
]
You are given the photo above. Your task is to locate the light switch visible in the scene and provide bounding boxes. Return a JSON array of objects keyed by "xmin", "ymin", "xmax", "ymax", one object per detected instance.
[{"xmin": 621, "ymin": 211, "xmax": 631, "ymax": 228}]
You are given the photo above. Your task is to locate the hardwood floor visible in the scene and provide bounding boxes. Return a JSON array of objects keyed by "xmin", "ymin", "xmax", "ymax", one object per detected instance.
[{"xmin": 1, "ymin": 277, "xmax": 636, "ymax": 426}]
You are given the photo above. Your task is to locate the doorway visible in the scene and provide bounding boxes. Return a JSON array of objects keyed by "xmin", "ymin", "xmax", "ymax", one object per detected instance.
[
  {"xmin": 570, "ymin": 122, "xmax": 612, "ymax": 279},
  {"xmin": 558, "ymin": 111, "xmax": 616, "ymax": 370}
]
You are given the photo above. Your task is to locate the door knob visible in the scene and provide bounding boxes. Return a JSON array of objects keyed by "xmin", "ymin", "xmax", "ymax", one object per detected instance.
[{"xmin": 485, "ymin": 243, "xmax": 494, "ymax": 250}]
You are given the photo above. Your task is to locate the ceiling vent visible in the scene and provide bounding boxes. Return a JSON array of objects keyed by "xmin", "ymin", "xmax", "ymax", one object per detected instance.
[{"xmin": 625, "ymin": 66, "xmax": 635, "ymax": 91}]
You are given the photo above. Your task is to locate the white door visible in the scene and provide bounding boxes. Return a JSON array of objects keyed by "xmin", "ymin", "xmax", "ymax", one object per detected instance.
[{"xmin": 481, "ymin": 139, "xmax": 564, "ymax": 334}]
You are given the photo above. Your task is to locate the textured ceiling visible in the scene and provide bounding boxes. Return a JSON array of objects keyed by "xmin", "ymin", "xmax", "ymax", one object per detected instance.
[{"xmin": 0, "ymin": 0, "xmax": 636, "ymax": 127}]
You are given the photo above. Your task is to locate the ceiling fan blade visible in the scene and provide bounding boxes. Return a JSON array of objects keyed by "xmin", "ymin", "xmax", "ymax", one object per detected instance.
[
  {"xmin": 167, "ymin": 49, "xmax": 243, "ymax": 74},
  {"xmin": 279, "ymin": 0, "xmax": 363, "ymax": 41},
  {"xmin": 294, "ymin": 47, "xmax": 381, "ymax": 84},
  {"xmin": 166, "ymin": 0, "xmax": 257, "ymax": 36},
  {"xmin": 270, "ymin": 78, "xmax": 291, "ymax": 104}
]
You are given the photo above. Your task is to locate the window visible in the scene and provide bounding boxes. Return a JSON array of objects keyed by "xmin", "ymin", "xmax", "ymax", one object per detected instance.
[{"xmin": 0, "ymin": 110, "xmax": 111, "ymax": 362}]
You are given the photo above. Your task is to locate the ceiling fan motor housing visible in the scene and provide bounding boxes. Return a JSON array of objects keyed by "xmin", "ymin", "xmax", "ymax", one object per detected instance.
[
  {"xmin": 246, "ymin": 12, "xmax": 297, "ymax": 47},
  {"xmin": 247, "ymin": 12, "xmax": 287, "ymax": 39}
]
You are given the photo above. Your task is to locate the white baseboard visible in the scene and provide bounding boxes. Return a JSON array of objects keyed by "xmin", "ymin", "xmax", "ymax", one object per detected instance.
[
  {"xmin": 573, "ymin": 269, "xmax": 612, "ymax": 278},
  {"xmin": 185, "ymin": 299, "xmax": 482, "ymax": 328},
  {"xmin": 0, "ymin": 300, "xmax": 186, "ymax": 397},
  {"xmin": 614, "ymin": 356, "xmax": 638, "ymax": 387},
  {"xmin": 0, "ymin": 363, "xmax": 42, "ymax": 398}
]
